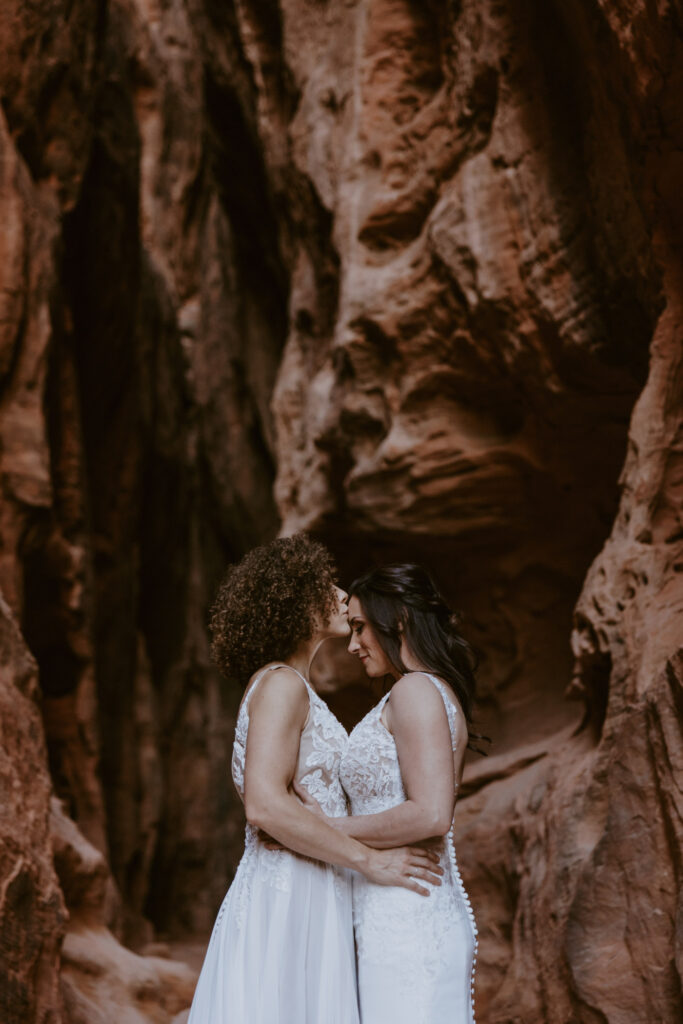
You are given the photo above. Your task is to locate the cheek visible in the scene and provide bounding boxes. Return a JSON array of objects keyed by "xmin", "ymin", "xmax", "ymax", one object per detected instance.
[
  {"xmin": 371, "ymin": 643, "xmax": 390, "ymax": 671},
  {"xmin": 368, "ymin": 640, "xmax": 383, "ymax": 662}
]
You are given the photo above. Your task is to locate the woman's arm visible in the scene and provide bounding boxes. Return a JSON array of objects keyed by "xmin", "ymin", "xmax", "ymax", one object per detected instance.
[
  {"xmin": 309, "ymin": 674, "xmax": 466, "ymax": 849},
  {"xmin": 243, "ymin": 667, "xmax": 442, "ymax": 893}
]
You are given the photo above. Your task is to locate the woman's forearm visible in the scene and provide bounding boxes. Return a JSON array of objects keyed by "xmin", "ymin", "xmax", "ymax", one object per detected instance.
[
  {"xmin": 247, "ymin": 790, "xmax": 374, "ymax": 872},
  {"xmin": 329, "ymin": 800, "xmax": 452, "ymax": 848}
]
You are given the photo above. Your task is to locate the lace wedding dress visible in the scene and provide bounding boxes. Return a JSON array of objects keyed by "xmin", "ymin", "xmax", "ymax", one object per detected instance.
[
  {"xmin": 187, "ymin": 664, "xmax": 360, "ymax": 1024},
  {"xmin": 340, "ymin": 672, "xmax": 478, "ymax": 1024}
]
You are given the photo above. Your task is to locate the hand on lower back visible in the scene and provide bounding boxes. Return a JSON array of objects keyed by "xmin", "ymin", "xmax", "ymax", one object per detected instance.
[
  {"xmin": 364, "ymin": 846, "xmax": 444, "ymax": 896},
  {"xmin": 292, "ymin": 779, "xmax": 327, "ymax": 818}
]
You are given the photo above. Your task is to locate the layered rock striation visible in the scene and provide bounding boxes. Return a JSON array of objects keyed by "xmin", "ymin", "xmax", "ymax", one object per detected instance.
[
  {"xmin": 0, "ymin": 0, "xmax": 681, "ymax": 1021},
  {"xmin": 0, "ymin": 598, "xmax": 65, "ymax": 1023},
  {"xmin": 269, "ymin": 2, "xmax": 683, "ymax": 1018}
]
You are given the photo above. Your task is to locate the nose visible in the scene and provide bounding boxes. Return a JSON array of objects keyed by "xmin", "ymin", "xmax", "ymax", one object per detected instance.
[
  {"xmin": 337, "ymin": 586, "xmax": 348, "ymax": 603},
  {"xmin": 348, "ymin": 633, "xmax": 359, "ymax": 654}
]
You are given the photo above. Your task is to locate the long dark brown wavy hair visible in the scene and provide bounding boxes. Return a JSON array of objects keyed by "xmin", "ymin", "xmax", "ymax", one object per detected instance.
[{"xmin": 349, "ymin": 563, "xmax": 485, "ymax": 748}]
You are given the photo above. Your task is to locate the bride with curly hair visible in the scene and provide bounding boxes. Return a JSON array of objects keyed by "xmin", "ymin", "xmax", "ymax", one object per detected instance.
[{"xmin": 187, "ymin": 535, "xmax": 442, "ymax": 1024}]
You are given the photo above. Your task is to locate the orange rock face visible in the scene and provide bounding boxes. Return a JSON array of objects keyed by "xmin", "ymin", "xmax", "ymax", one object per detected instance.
[
  {"xmin": 0, "ymin": 0, "xmax": 681, "ymax": 1021},
  {"xmin": 270, "ymin": 2, "xmax": 683, "ymax": 1019}
]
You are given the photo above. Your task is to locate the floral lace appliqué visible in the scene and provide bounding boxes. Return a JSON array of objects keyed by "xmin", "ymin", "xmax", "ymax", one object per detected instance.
[
  {"xmin": 230, "ymin": 665, "xmax": 351, "ymax": 911},
  {"xmin": 341, "ymin": 674, "xmax": 479, "ymax": 1024}
]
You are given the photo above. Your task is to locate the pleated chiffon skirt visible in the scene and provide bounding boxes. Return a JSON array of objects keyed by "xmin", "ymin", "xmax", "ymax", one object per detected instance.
[{"xmin": 187, "ymin": 837, "xmax": 360, "ymax": 1024}]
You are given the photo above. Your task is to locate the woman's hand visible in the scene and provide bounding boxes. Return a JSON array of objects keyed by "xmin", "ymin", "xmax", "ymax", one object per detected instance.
[
  {"xmin": 292, "ymin": 779, "xmax": 327, "ymax": 819},
  {"xmin": 363, "ymin": 846, "xmax": 444, "ymax": 896},
  {"xmin": 259, "ymin": 830, "xmax": 285, "ymax": 850}
]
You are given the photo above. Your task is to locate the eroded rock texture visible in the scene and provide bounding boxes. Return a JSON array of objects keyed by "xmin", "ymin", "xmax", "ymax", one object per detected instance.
[
  {"xmin": 51, "ymin": 797, "xmax": 197, "ymax": 1024},
  {"xmin": 273, "ymin": 0, "xmax": 662, "ymax": 749},
  {"xmin": 270, "ymin": 2, "xmax": 683, "ymax": 1018},
  {"xmin": 0, "ymin": 0, "xmax": 286, "ymax": 951},
  {"xmin": 0, "ymin": 0, "xmax": 681, "ymax": 1021},
  {"xmin": 0, "ymin": 597, "xmax": 65, "ymax": 1023}
]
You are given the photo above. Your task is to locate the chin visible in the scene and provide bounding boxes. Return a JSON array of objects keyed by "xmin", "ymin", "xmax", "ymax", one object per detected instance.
[{"xmin": 361, "ymin": 661, "xmax": 380, "ymax": 678}]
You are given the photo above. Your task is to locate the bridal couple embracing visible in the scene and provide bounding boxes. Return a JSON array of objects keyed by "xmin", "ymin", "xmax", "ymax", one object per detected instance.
[{"xmin": 187, "ymin": 534, "xmax": 478, "ymax": 1024}]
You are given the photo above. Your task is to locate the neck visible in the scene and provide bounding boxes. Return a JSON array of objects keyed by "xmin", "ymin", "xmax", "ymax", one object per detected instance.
[
  {"xmin": 399, "ymin": 647, "xmax": 429, "ymax": 674},
  {"xmin": 285, "ymin": 634, "xmax": 327, "ymax": 681},
  {"xmin": 371, "ymin": 663, "xmax": 403, "ymax": 699},
  {"xmin": 369, "ymin": 676, "xmax": 387, "ymax": 700}
]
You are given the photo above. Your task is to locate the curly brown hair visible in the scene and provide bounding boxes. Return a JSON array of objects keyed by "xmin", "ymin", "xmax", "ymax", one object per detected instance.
[{"xmin": 209, "ymin": 534, "xmax": 338, "ymax": 684}]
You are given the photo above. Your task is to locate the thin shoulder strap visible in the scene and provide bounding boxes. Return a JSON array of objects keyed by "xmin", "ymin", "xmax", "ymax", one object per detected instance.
[
  {"xmin": 243, "ymin": 662, "xmax": 309, "ymax": 713},
  {"xmin": 415, "ymin": 671, "xmax": 458, "ymax": 742}
]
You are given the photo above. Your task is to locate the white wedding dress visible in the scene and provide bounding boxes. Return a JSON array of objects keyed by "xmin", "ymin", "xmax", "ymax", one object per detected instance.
[
  {"xmin": 187, "ymin": 664, "xmax": 360, "ymax": 1024},
  {"xmin": 340, "ymin": 672, "xmax": 478, "ymax": 1024}
]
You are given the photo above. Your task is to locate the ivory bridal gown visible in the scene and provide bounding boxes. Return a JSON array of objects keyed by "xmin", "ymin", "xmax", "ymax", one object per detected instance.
[
  {"xmin": 187, "ymin": 664, "xmax": 359, "ymax": 1024},
  {"xmin": 340, "ymin": 672, "xmax": 478, "ymax": 1024}
]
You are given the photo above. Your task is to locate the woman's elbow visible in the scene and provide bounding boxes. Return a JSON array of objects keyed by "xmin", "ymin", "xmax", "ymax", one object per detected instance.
[
  {"xmin": 426, "ymin": 806, "xmax": 453, "ymax": 837},
  {"xmin": 244, "ymin": 795, "xmax": 272, "ymax": 831},
  {"xmin": 433, "ymin": 812, "xmax": 453, "ymax": 837}
]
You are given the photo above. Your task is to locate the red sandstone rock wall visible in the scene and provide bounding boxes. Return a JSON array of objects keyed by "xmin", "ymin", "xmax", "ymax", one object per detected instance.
[
  {"xmin": 269, "ymin": 2, "xmax": 683, "ymax": 1019},
  {"xmin": 0, "ymin": 597, "xmax": 65, "ymax": 1023},
  {"xmin": 0, "ymin": 0, "xmax": 681, "ymax": 1021}
]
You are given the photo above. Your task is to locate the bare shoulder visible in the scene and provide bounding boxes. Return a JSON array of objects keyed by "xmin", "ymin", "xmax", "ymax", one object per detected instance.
[
  {"xmin": 246, "ymin": 664, "xmax": 309, "ymax": 726},
  {"xmin": 389, "ymin": 672, "xmax": 451, "ymax": 722},
  {"xmin": 391, "ymin": 673, "xmax": 469, "ymax": 745},
  {"xmin": 391, "ymin": 671, "xmax": 445, "ymax": 699}
]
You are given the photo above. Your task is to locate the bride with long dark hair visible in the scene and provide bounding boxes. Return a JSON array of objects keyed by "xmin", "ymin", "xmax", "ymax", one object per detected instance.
[
  {"xmin": 296, "ymin": 563, "xmax": 479, "ymax": 1023},
  {"xmin": 187, "ymin": 539, "xmax": 442, "ymax": 1024}
]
